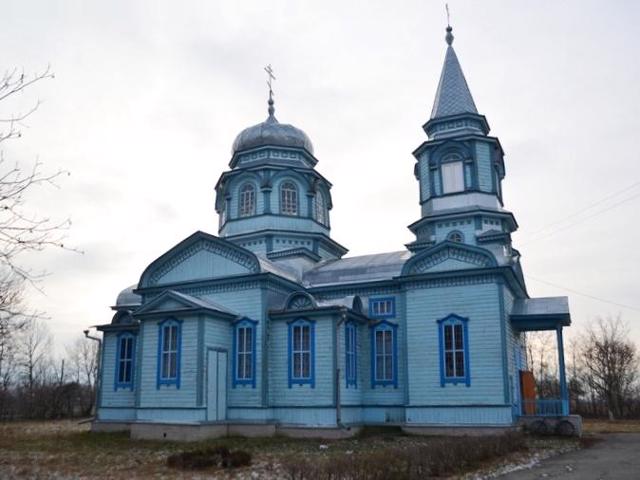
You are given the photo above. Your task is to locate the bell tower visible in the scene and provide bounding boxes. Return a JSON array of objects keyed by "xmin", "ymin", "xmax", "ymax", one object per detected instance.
[{"xmin": 407, "ymin": 25, "xmax": 518, "ymax": 267}]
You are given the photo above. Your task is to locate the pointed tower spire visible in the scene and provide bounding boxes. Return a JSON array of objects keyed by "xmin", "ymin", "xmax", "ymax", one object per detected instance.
[
  {"xmin": 423, "ymin": 22, "xmax": 489, "ymax": 140},
  {"xmin": 430, "ymin": 24, "xmax": 478, "ymax": 120}
]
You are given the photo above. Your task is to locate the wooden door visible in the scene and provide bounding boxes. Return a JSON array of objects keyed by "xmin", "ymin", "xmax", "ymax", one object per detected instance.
[
  {"xmin": 207, "ymin": 350, "xmax": 227, "ymax": 421},
  {"xmin": 519, "ymin": 370, "xmax": 537, "ymax": 415}
]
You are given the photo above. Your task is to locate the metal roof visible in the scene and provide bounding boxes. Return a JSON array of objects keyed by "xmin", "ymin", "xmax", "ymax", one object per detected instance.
[
  {"xmin": 115, "ymin": 284, "xmax": 141, "ymax": 307},
  {"xmin": 430, "ymin": 41, "xmax": 478, "ymax": 120},
  {"xmin": 232, "ymin": 114, "xmax": 314, "ymax": 155},
  {"xmin": 511, "ymin": 297, "xmax": 570, "ymax": 317},
  {"xmin": 168, "ymin": 290, "xmax": 239, "ymax": 316},
  {"xmin": 304, "ymin": 251, "xmax": 411, "ymax": 287},
  {"xmin": 256, "ymin": 256, "xmax": 300, "ymax": 283}
]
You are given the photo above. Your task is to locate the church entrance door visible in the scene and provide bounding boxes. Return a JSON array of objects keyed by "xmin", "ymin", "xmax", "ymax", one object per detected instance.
[{"xmin": 207, "ymin": 349, "xmax": 227, "ymax": 422}]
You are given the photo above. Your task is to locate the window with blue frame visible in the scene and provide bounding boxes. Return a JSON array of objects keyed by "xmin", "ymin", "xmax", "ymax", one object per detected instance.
[
  {"xmin": 233, "ymin": 319, "xmax": 257, "ymax": 387},
  {"xmin": 157, "ymin": 319, "xmax": 181, "ymax": 388},
  {"xmin": 288, "ymin": 319, "xmax": 315, "ymax": 387},
  {"xmin": 371, "ymin": 321, "xmax": 398, "ymax": 387},
  {"xmin": 437, "ymin": 314, "xmax": 470, "ymax": 386},
  {"xmin": 345, "ymin": 322, "xmax": 357, "ymax": 387},
  {"xmin": 280, "ymin": 181, "xmax": 298, "ymax": 216},
  {"xmin": 369, "ymin": 297, "xmax": 395, "ymax": 319},
  {"xmin": 239, "ymin": 182, "xmax": 256, "ymax": 217},
  {"xmin": 115, "ymin": 332, "xmax": 136, "ymax": 390}
]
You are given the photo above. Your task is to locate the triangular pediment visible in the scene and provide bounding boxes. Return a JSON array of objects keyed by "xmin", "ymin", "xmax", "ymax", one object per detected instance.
[
  {"xmin": 402, "ymin": 241, "xmax": 497, "ymax": 276},
  {"xmin": 139, "ymin": 231, "xmax": 261, "ymax": 288},
  {"xmin": 134, "ymin": 290, "xmax": 237, "ymax": 319}
]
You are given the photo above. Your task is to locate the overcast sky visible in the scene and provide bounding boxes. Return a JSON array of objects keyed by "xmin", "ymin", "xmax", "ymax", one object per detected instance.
[{"xmin": 2, "ymin": 0, "xmax": 639, "ymax": 353}]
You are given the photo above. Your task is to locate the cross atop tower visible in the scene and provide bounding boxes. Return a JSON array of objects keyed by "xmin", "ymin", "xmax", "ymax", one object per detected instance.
[
  {"xmin": 265, "ymin": 64, "xmax": 276, "ymax": 97},
  {"xmin": 445, "ymin": 4, "xmax": 454, "ymax": 45},
  {"xmin": 264, "ymin": 64, "xmax": 276, "ymax": 117}
]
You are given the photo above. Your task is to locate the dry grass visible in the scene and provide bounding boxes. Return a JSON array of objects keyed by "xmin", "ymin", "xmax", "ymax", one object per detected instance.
[
  {"xmin": 582, "ymin": 418, "xmax": 640, "ymax": 434},
  {"xmin": 0, "ymin": 420, "xmax": 579, "ymax": 479}
]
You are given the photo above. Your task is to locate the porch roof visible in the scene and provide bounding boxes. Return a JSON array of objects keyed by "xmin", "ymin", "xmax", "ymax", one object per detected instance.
[{"xmin": 510, "ymin": 296, "xmax": 571, "ymax": 331}]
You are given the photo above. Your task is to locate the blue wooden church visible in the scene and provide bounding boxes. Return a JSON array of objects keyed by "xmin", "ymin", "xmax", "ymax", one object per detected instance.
[{"xmin": 92, "ymin": 25, "xmax": 575, "ymax": 439}]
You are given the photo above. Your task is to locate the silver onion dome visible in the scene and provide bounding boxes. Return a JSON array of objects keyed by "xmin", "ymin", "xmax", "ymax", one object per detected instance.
[{"xmin": 231, "ymin": 96, "xmax": 314, "ymax": 155}]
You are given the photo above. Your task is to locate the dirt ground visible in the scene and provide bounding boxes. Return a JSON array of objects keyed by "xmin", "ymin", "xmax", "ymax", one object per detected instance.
[
  {"xmin": 582, "ymin": 418, "xmax": 640, "ymax": 434},
  {"xmin": 0, "ymin": 420, "xmax": 580, "ymax": 479}
]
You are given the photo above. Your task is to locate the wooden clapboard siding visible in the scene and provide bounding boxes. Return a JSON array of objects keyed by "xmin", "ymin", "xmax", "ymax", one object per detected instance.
[{"xmin": 405, "ymin": 281, "xmax": 506, "ymax": 406}]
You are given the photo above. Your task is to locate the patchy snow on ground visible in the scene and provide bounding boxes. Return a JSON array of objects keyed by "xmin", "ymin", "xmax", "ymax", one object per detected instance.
[{"xmin": 465, "ymin": 440, "xmax": 581, "ymax": 479}]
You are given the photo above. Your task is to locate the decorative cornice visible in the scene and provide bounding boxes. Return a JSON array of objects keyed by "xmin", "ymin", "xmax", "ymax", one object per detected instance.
[
  {"xmin": 413, "ymin": 132, "xmax": 504, "ymax": 159},
  {"xmin": 311, "ymin": 285, "xmax": 400, "ymax": 298},
  {"xmin": 402, "ymin": 273, "xmax": 497, "ymax": 290},
  {"xmin": 267, "ymin": 247, "xmax": 321, "ymax": 262},
  {"xmin": 408, "ymin": 208, "xmax": 518, "ymax": 233},
  {"xmin": 137, "ymin": 272, "xmax": 301, "ymax": 300},
  {"xmin": 228, "ymin": 145, "xmax": 319, "ymax": 170},
  {"xmin": 405, "ymin": 240, "xmax": 436, "ymax": 253},
  {"xmin": 226, "ymin": 228, "xmax": 348, "ymax": 257}
]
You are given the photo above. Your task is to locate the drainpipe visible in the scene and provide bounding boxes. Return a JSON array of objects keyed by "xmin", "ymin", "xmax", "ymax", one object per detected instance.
[
  {"xmin": 84, "ymin": 329, "xmax": 102, "ymax": 420},
  {"xmin": 335, "ymin": 309, "xmax": 347, "ymax": 428}
]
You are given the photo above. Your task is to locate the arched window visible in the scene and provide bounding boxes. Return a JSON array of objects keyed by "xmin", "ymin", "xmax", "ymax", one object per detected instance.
[
  {"xmin": 115, "ymin": 332, "xmax": 136, "ymax": 390},
  {"xmin": 315, "ymin": 192, "xmax": 327, "ymax": 225},
  {"xmin": 447, "ymin": 231, "xmax": 464, "ymax": 243},
  {"xmin": 233, "ymin": 318, "xmax": 257, "ymax": 387},
  {"xmin": 371, "ymin": 321, "xmax": 398, "ymax": 388},
  {"xmin": 157, "ymin": 318, "xmax": 182, "ymax": 388},
  {"xmin": 437, "ymin": 314, "xmax": 470, "ymax": 386},
  {"xmin": 288, "ymin": 319, "xmax": 315, "ymax": 387},
  {"xmin": 280, "ymin": 181, "xmax": 298, "ymax": 216},
  {"xmin": 239, "ymin": 183, "xmax": 256, "ymax": 217},
  {"xmin": 441, "ymin": 154, "xmax": 465, "ymax": 194},
  {"xmin": 286, "ymin": 292, "xmax": 315, "ymax": 311}
]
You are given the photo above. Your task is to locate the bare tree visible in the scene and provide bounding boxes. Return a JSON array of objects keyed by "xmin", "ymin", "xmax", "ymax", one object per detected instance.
[
  {"xmin": 16, "ymin": 318, "xmax": 52, "ymax": 391},
  {"xmin": 68, "ymin": 335, "xmax": 99, "ymax": 414},
  {"xmin": 0, "ymin": 66, "xmax": 73, "ymax": 331},
  {"xmin": 524, "ymin": 331, "xmax": 559, "ymax": 397},
  {"xmin": 577, "ymin": 316, "xmax": 639, "ymax": 419},
  {"xmin": 68, "ymin": 336, "xmax": 98, "ymax": 387},
  {"xmin": 0, "ymin": 323, "xmax": 17, "ymax": 418},
  {"xmin": 0, "ymin": 66, "xmax": 69, "ymax": 278}
]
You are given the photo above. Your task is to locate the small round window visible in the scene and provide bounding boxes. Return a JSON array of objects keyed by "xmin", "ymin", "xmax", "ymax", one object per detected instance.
[{"xmin": 447, "ymin": 231, "xmax": 464, "ymax": 243}]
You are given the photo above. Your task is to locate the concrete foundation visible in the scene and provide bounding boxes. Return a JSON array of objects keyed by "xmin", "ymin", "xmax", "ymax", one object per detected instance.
[
  {"xmin": 93, "ymin": 419, "xmax": 538, "ymax": 441},
  {"xmin": 276, "ymin": 425, "xmax": 360, "ymax": 439},
  {"xmin": 402, "ymin": 425, "xmax": 519, "ymax": 437},
  {"xmin": 92, "ymin": 420, "xmax": 358, "ymax": 441}
]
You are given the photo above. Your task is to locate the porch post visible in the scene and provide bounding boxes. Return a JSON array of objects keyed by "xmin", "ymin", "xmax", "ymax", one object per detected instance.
[{"xmin": 556, "ymin": 325, "xmax": 569, "ymax": 416}]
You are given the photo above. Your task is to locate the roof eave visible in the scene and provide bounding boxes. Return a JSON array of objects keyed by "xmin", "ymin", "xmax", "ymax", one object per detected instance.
[{"xmin": 229, "ymin": 144, "xmax": 318, "ymax": 169}]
